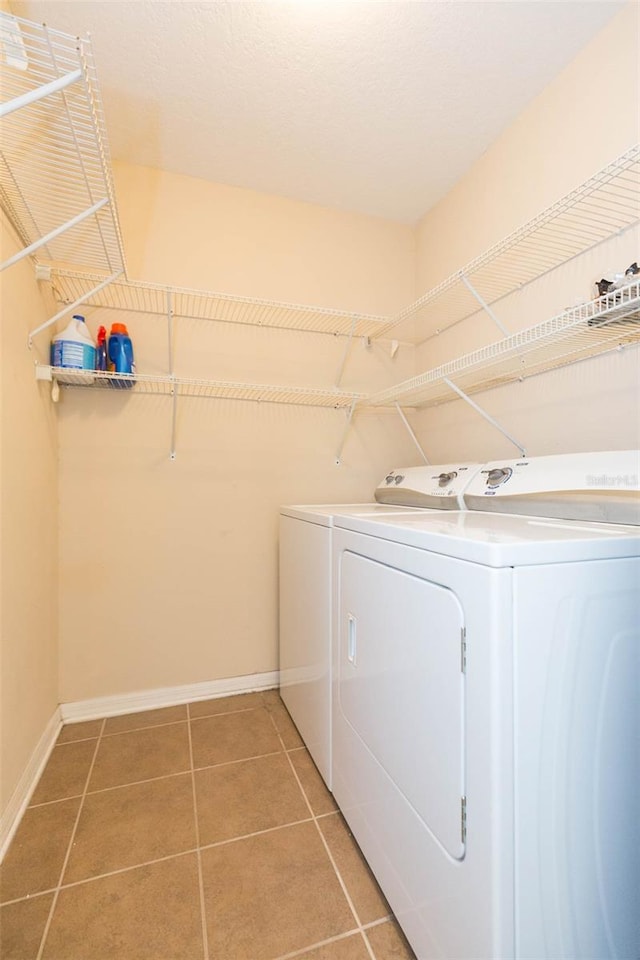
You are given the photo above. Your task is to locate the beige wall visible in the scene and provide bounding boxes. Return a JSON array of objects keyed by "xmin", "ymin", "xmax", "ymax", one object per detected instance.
[
  {"xmin": 0, "ymin": 213, "xmax": 59, "ymax": 817},
  {"xmin": 413, "ymin": 2, "xmax": 640, "ymax": 461},
  {"xmin": 57, "ymin": 165, "xmax": 416, "ymax": 702}
]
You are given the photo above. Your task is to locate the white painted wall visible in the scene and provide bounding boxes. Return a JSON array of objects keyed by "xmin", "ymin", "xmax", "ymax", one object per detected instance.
[
  {"xmin": 411, "ymin": 3, "xmax": 640, "ymax": 462},
  {"xmin": 56, "ymin": 164, "xmax": 417, "ymax": 702},
  {"xmin": 0, "ymin": 213, "xmax": 59, "ymax": 819}
]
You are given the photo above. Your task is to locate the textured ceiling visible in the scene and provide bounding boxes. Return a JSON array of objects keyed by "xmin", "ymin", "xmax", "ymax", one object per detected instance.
[{"xmin": 13, "ymin": 1, "xmax": 624, "ymax": 222}]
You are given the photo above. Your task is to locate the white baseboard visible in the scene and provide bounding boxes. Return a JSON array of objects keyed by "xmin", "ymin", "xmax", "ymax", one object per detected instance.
[
  {"xmin": 60, "ymin": 670, "xmax": 280, "ymax": 723},
  {"xmin": 0, "ymin": 707, "xmax": 62, "ymax": 862}
]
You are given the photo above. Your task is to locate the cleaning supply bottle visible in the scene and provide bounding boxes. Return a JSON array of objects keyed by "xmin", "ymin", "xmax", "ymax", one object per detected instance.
[
  {"xmin": 95, "ymin": 325, "xmax": 107, "ymax": 373},
  {"xmin": 107, "ymin": 322, "xmax": 135, "ymax": 389},
  {"xmin": 50, "ymin": 314, "xmax": 96, "ymax": 384}
]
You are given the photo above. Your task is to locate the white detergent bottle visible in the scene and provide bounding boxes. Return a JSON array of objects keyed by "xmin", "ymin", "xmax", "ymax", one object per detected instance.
[{"xmin": 50, "ymin": 314, "xmax": 96, "ymax": 384}]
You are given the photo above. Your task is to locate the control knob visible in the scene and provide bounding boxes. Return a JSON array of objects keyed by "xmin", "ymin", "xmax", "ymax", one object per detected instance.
[
  {"xmin": 483, "ymin": 467, "xmax": 513, "ymax": 488},
  {"xmin": 433, "ymin": 471, "xmax": 458, "ymax": 487}
]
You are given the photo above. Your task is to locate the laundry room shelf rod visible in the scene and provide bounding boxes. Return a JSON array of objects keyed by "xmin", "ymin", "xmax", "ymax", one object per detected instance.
[
  {"xmin": 43, "ymin": 267, "xmax": 390, "ymax": 338},
  {"xmin": 375, "ymin": 144, "xmax": 640, "ymax": 344},
  {"xmin": 0, "ymin": 12, "xmax": 126, "ymax": 275},
  {"xmin": 34, "ymin": 366, "xmax": 366, "ymax": 409},
  {"xmin": 366, "ymin": 280, "xmax": 640, "ymax": 409}
]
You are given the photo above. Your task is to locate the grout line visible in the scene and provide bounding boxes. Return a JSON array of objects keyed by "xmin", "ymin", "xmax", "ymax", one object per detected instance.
[
  {"xmin": 6, "ymin": 851, "xmax": 200, "ymax": 904},
  {"xmin": 12, "ymin": 695, "xmax": 390, "ymax": 958},
  {"xmin": 1, "ymin": 816, "xmax": 318, "ymax": 909},
  {"xmin": 272, "ymin": 926, "xmax": 364, "ymax": 960},
  {"xmin": 266, "ymin": 711, "xmax": 378, "ymax": 960},
  {"xmin": 101, "ymin": 718, "xmax": 189, "ymax": 737},
  {"xmin": 55, "ymin": 735, "xmax": 101, "ymax": 745},
  {"xmin": 186, "ymin": 702, "xmax": 210, "ymax": 960},
  {"xmin": 28, "ymin": 793, "xmax": 84, "ymax": 810},
  {"xmin": 362, "ymin": 915, "xmax": 394, "ymax": 930},
  {"xmin": 28, "ymin": 749, "xmax": 290, "ymax": 810},
  {"xmin": 0, "ymin": 888, "xmax": 59, "ymax": 909},
  {"xmin": 197, "ymin": 816, "xmax": 315, "ymax": 854},
  {"xmin": 57, "ymin": 701, "xmax": 264, "ymax": 742},
  {"xmin": 35, "ymin": 717, "xmax": 106, "ymax": 960}
]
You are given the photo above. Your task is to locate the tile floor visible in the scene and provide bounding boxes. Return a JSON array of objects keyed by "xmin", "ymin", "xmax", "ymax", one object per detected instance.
[{"xmin": 1, "ymin": 691, "xmax": 416, "ymax": 960}]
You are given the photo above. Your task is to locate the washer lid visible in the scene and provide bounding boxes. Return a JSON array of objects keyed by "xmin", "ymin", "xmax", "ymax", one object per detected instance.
[
  {"xmin": 333, "ymin": 510, "xmax": 640, "ymax": 566},
  {"xmin": 464, "ymin": 451, "xmax": 640, "ymax": 525},
  {"xmin": 279, "ymin": 503, "xmax": 430, "ymax": 526}
]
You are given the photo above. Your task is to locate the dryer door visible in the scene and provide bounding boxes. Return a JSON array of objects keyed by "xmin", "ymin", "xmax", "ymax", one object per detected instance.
[{"xmin": 338, "ymin": 549, "xmax": 466, "ymax": 859}]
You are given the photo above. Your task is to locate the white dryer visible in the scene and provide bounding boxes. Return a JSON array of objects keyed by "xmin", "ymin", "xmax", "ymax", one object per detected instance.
[
  {"xmin": 279, "ymin": 463, "xmax": 483, "ymax": 787},
  {"xmin": 331, "ymin": 451, "xmax": 639, "ymax": 960}
]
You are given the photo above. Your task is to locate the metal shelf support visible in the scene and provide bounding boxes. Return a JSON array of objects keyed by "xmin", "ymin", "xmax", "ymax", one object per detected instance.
[
  {"xmin": 167, "ymin": 291, "xmax": 177, "ymax": 461},
  {"xmin": 335, "ymin": 317, "xmax": 356, "ymax": 387},
  {"xmin": 1, "ymin": 198, "xmax": 110, "ymax": 273},
  {"xmin": 28, "ymin": 269, "xmax": 123, "ymax": 346},
  {"xmin": 335, "ymin": 400, "xmax": 357, "ymax": 465},
  {"xmin": 394, "ymin": 403, "xmax": 429, "ymax": 464},
  {"xmin": 0, "ymin": 68, "xmax": 82, "ymax": 119},
  {"xmin": 442, "ymin": 377, "xmax": 526, "ymax": 456},
  {"xmin": 461, "ymin": 274, "xmax": 509, "ymax": 337}
]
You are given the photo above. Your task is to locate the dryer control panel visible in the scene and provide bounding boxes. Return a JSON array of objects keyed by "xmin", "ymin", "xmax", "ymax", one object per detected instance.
[
  {"xmin": 464, "ymin": 450, "xmax": 640, "ymax": 525},
  {"xmin": 375, "ymin": 463, "xmax": 483, "ymax": 510}
]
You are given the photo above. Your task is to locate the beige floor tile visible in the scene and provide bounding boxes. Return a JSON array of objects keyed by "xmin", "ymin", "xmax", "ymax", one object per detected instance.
[
  {"xmin": 289, "ymin": 749, "xmax": 337, "ymax": 815},
  {"xmin": 266, "ymin": 699, "xmax": 304, "ymax": 748},
  {"xmin": 0, "ymin": 799, "xmax": 80, "ymax": 903},
  {"xmin": 64, "ymin": 773, "xmax": 197, "ymax": 883},
  {"xmin": 195, "ymin": 753, "xmax": 309, "ymax": 845},
  {"xmin": 0, "ymin": 893, "xmax": 54, "ymax": 960},
  {"xmin": 88, "ymin": 723, "xmax": 190, "ymax": 791},
  {"xmin": 297, "ymin": 933, "xmax": 371, "ymax": 959},
  {"xmin": 366, "ymin": 920, "xmax": 417, "ymax": 959},
  {"xmin": 189, "ymin": 691, "xmax": 264, "ymax": 718},
  {"xmin": 42, "ymin": 854, "xmax": 203, "ymax": 960},
  {"xmin": 30, "ymin": 741, "xmax": 96, "ymax": 805},
  {"xmin": 57, "ymin": 720, "xmax": 103, "ymax": 744},
  {"xmin": 319, "ymin": 814, "xmax": 390, "ymax": 924},
  {"xmin": 191, "ymin": 707, "xmax": 281, "ymax": 768},
  {"xmin": 260, "ymin": 688, "xmax": 283, "ymax": 707},
  {"xmin": 201, "ymin": 820, "xmax": 355, "ymax": 960},
  {"xmin": 103, "ymin": 704, "xmax": 187, "ymax": 735}
]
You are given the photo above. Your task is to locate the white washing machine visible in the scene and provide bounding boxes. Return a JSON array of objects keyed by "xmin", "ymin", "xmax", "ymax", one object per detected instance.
[
  {"xmin": 279, "ymin": 463, "xmax": 483, "ymax": 787},
  {"xmin": 331, "ymin": 450, "xmax": 639, "ymax": 960}
]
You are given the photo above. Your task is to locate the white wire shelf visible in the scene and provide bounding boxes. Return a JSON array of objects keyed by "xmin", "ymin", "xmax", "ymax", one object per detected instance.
[
  {"xmin": 376, "ymin": 145, "xmax": 640, "ymax": 344},
  {"xmin": 46, "ymin": 268, "xmax": 389, "ymax": 338},
  {"xmin": 0, "ymin": 13, "xmax": 126, "ymax": 274},
  {"xmin": 36, "ymin": 366, "xmax": 365, "ymax": 408},
  {"xmin": 366, "ymin": 280, "xmax": 640, "ymax": 409}
]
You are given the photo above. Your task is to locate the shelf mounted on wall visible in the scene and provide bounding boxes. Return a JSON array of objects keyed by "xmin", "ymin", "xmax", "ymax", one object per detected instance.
[
  {"xmin": 377, "ymin": 145, "xmax": 640, "ymax": 345},
  {"xmin": 0, "ymin": 12, "xmax": 127, "ymax": 277}
]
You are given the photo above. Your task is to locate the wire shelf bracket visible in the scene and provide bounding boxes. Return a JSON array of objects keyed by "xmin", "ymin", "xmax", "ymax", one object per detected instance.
[
  {"xmin": 0, "ymin": 13, "xmax": 127, "ymax": 276},
  {"xmin": 442, "ymin": 378, "xmax": 526, "ymax": 457},
  {"xmin": 367, "ymin": 280, "xmax": 640, "ymax": 411},
  {"xmin": 377, "ymin": 145, "xmax": 640, "ymax": 345},
  {"xmin": 335, "ymin": 317, "xmax": 357, "ymax": 387},
  {"xmin": 460, "ymin": 274, "xmax": 509, "ymax": 337},
  {"xmin": 394, "ymin": 403, "xmax": 430, "ymax": 464},
  {"xmin": 28, "ymin": 268, "xmax": 124, "ymax": 346},
  {"xmin": 2, "ymin": 198, "xmax": 109, "ymax": 273},
  {"xmin": 0, "ymin": 67, "xmax": 81, "ymax": 119},
  {"xmin": 335, "ymin": 400, "xmax": 357, "ymax": 465},
  {"xmin": 166, "ymin": 291, "xmax": 178, "ymax": 461}
]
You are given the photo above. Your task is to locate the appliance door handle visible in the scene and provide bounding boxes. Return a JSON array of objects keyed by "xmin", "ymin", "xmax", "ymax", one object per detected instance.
[{"xmin": 347, "ymin": 614, "xmax": 357, "ymax": 666}]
